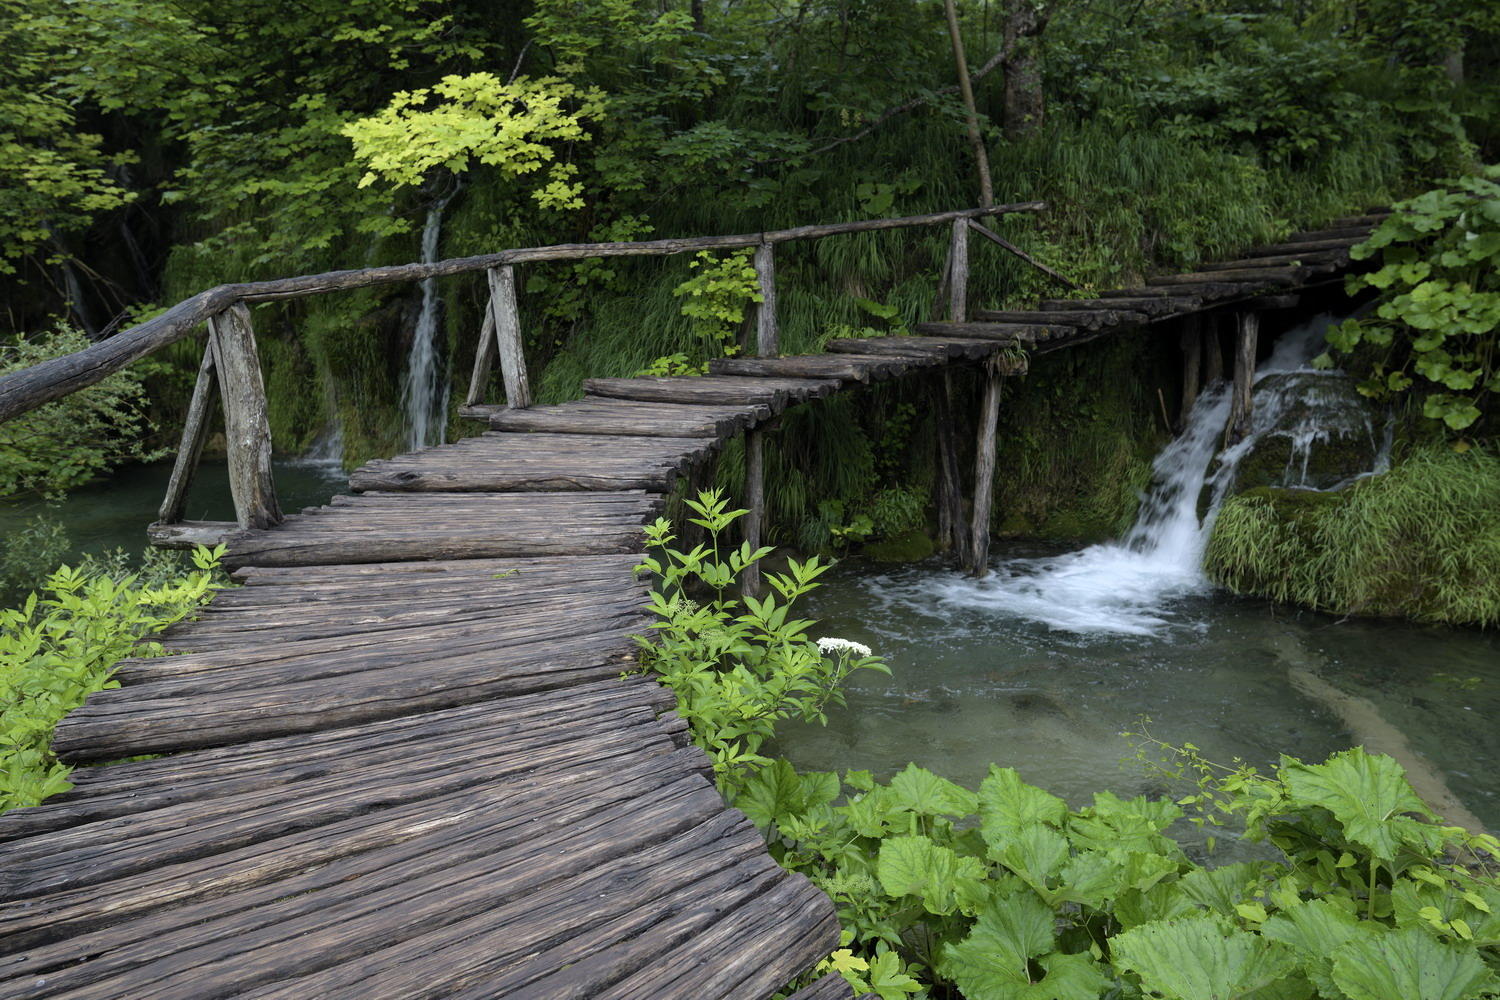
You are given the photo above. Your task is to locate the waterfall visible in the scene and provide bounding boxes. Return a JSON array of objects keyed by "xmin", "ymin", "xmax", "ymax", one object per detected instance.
[
  {"xmin": 928, "ymin": 313, "xmax": 1378, "ymax": 636},
  {"xmin": 401, "ymin": 192, "xmax": 456, "ymax": 451}
]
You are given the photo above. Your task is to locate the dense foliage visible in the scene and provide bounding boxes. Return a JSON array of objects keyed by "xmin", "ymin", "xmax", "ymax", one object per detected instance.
[
  {"xmin": 637, "ymin": 496, "xmax": 1500, "ymax": 1000},
  {"xmin": 1321, "ymin": 168, "xmax": 1500, "ymax": 434},
  {"xmin": 0, "ymin": 326, "xmax": 162, "ymax": 498},
  {"xmin": 0, "ymin": 546, "xmax": 222, "ymax": 812}
]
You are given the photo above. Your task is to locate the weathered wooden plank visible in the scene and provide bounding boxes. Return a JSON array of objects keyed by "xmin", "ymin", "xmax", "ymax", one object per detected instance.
[
  {"xmin": 1201, "ymin": 249, "xmax": 1348, "ymax": 271},
  {"xmin": 583, "ymin": 375, "xmax": 840, "ymax": 407},
  {"xmin": 146, "ymin": 520, "xmax": 239, "ymax": 549},
  {"xmin": 787, "ymin": 973, "xmax": 859, "ymax": 1000},
  {"xmin": 1239, "ymin": 236, "xmax": 1367, "ymax": 257},
  {"xmin": 1039, "ymin": 295, "xmax": 1198, "ymax": 318},
  {"xmin": 824, "ymin": 335, "xmax": 1000, "ymax": 361},
  {"xmin": 1226, "ymin": 310, "xmax": 1259, "ymax": 446},
  {"xmin": 1147, "ymin": 266, "xmax": 1308, "ymax": 286},
  {"xmin": 462, "ymin": 307, "xmax": 496, "ymax": 408},
  {"xmin": 948, "ymin": 217, "xmax": 969, "ymax": 322},
  {"xmin": 1282, "ymin": 225, "xmax": 1373, "ymax": 242},
  {"xmin": 708, "ymin": 354, "xmax": 912, "ymax": 382},
  {"xmin": 972, "ymin": 307, "xmax": 1143, "ymax": 330},
  {"xmin": 912, "ymin": 320, "xmax": 1070, "ymax": 342},
  {"xmin": 490, "ymin": 399, "xmax": 769, "ymax": 438}
]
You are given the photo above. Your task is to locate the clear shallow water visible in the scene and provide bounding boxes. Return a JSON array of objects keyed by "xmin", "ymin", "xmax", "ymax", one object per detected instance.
[
  {"xmin": 775, "ymin": 556, "xmax": 1500, "ymax": 832},
  {"xmin": 0, "ymin": 457, "xmax": 348, "ymax": 563}
]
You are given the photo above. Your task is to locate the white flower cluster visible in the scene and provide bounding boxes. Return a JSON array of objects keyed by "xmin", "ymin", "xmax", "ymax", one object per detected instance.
[{"xmin": 816, "ymin": 637, "xmax": 873, "ymax": 658}]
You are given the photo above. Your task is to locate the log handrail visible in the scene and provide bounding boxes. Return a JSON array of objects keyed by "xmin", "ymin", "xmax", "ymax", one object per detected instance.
[{"xmin": 0, "ymin": 201, "xmax": 1044, "ymax": 423}]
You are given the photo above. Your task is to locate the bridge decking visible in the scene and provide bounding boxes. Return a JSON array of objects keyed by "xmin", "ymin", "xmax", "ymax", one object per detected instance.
[{"xmin": 0, "ymin": 219, "xmax": 1376, "ymax": 999}]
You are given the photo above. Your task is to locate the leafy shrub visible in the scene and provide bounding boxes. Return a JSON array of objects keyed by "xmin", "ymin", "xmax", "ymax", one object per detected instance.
[
  {"xmin": 0, "ymin": 326, "xmax": 163, "ymax": 498},
  {"xmin": 0, "ymin": 513, "xmax": 70, "ymax": 607},
  {"xmin": 0, "ymin": 546, "xmax": 223, "ymax": 812},
  {"xmin": 672, "ymin": 250, "xmax": 761, "ymax": 362},
  {"xmin": 1320, "ymin": 167, "xmax": 1500, "ymax": 433},
  {"xmin": 633, "ymin": 490, "xmax": 887, "ymax": 792},
  {"xmin": 637, "ymin": 495, "xmax": 1500, "ymax": 999}
]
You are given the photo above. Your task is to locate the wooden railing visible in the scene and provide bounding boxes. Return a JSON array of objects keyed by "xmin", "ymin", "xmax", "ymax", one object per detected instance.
[{"xmin": 0, "ymin": 201, "xmax": 1046, "ymax": 538}]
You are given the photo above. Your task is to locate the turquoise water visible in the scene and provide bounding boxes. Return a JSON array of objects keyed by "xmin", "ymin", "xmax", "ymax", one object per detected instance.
[{"xmin": 775, "ymin": 551, "xmax": 1500, "ymax": 833}]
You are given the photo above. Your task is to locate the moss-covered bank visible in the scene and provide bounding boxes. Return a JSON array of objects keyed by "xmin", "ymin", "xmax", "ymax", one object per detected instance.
[{"xmin": 1205, "ymin": 446, "xmax": 1500, "ymax": 627}]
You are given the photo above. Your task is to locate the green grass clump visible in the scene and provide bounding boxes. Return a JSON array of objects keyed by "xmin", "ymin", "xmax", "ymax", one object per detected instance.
[{"xmin": 1206, "ymin": 446, "xmax": 1500, "ymax": 626}]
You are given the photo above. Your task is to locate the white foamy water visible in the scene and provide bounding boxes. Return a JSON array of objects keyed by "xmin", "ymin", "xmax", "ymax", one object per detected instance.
[
  {"xmin": 401, "ymin": 192, "xmax": 456, "ymax": 451},
  {"xmin": 920, "ymin": 315, "xmax": 1365, "ymax": 636}
]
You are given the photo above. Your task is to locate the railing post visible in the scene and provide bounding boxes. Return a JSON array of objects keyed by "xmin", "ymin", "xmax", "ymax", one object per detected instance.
[
  {"xmin": 1225, "ymin": 311, "xmax": 1259, "ymax": 447},
  {"xmin": 753, "ymin": 242, "xmax": 778, "ymax": 357},
  {"xmin": 486, "ymin": 264, "xmax": 531, "ymax": 409},
  {"xmin": 948, "ymin": 217, "xmax": 969, "ymax": 322},
  {"xmin": 208, "ymin": 302, "xmax": 282, "ymax": 530},
  {"xmin": 742, "ymin": 428, "xmax": 765, "ymax": 597},
  {"xmin": 464, "ymin": 307, "xmax": 497, "ymax": 408},
  {"xmin": 157, "ymin": 336, "xmax": 219, "ymax": 526}
]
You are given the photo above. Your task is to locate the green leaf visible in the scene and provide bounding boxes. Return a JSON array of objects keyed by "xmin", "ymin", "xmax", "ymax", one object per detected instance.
[
  {"xmin": 1280, "ymin": 749, "xmax": 1434, "ymax": 861},
  {"xmin": 1111, "ymin": 914, "xmax": 1299, "ymax": 1000},
  {"xmin": 887, "ymin": 762, "xmax": 979, "ymax": 817},
  {"xmin": 979, "ymin": 766, "xmax": 1068, "ymax": 840},
  {"xmin": 1262, "ymin": 898, "xmax": 1374, "ymax": 995},
  {"xmin": 939, "ymin": 893, "xmax": 1107, "ymax": 1000},
  {"xmin": 1330, "ymin": 926, "xmax": 1497, "ymax": 1000},
  {"xmin": 876, "ymin": 834, "xmax": 987, "ymax": 916}
]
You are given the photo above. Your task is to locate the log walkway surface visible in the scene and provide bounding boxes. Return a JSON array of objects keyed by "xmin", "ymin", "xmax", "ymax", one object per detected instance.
[{"xmin": 0, "ymin": 216, "xmax": 1380, "ymax": 999}]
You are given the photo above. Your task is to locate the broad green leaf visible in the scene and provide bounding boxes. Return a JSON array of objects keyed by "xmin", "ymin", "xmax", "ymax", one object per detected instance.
[
  {"xmin": 939, "ymin": 893, "xmax": 1106, "ymax": 1000},
  {"xmin": 1111, "ymin": 914, "xmax": 1298, "ymax": 1000},
  {"xmin": 876, "ymin": 834, "xmax": 987, "ymax": 916},
  {"xmin": 1262, "ymin": 898, "xmax": 1374, "ymax": 995},
  {"xmin": 1280, "ymin": 749, "xmax": 1433, "ymax": 861},
  {"xmin": 979, "ymin": 766, "xmax": 1068, "ymax": 839},
  {"xmin": 1331, "ymin": 926, "xmax": 1497, "ymax": 1000},
  {"xmin": 887, "ymin": 762, "xmax": 979, "ymax": 817},
  {"xmin": 1178, "ymin": 862, "xmax": 1267, "ymax": 915},
  {"xmin": 991, "ymin": 824, "xmax": 1070, "ymax": 899},
  {"xmin": 733, "ymin": 757, "xmax": 805, "ymax": 831}
]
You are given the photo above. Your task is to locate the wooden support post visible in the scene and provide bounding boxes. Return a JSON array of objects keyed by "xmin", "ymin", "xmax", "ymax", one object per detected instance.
[
  {"xmin": 934, "ymin": 371, "xmax": 966, "ymax": 557},
  {"xmin": 1178, "ymin": 314, "xmax": 1202, "ymax": 425},
  {"xmin": 1225, "ymin": 312, "xmax": 1259, "ymax": 447},
  {"xmin": 464, "ymin": 308, "xmax": 497, "ymax": 407},
  {"xmin": 742, "ymin": 428, "xmax": 765, "ymax": 597},
  {"xmin": 965, "ymin": 360, "xmax": 1003, "ymax": 577},
  {"xmin": 753, "ymin": 242, "xmax": 779, "ymax": 357},
  {"xmin": 1203, "ymin": 315, "xmax": 1225, "ymax": 385},
  {"xmin": 157, "ymin": 336, "xmax": 219, "ymax": 525},
  {"xmin": 948, "ymin": 218, "xmax": 970, "ymax": 322},
  {"xmin": 208, "ymin": 302, "xmax": 282, "ymax": 530},
  {"xmin": 486, "ymin": 265, "xmax": 531, "ymax": 409}
]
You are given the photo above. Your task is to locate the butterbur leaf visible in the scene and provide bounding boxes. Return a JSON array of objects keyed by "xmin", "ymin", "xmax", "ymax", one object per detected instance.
[
  {"xmin": 1262, "ymin": 898, "xmax": 1375, "ymax": 995},
  {"xmin": 1280, "ymin": 749, "xmax": 1434, "ymax": 862},
  {"xmin": 1111, "ymin": 914, "xmax": 1298, "ymax": 1000},
  {"xmin": 979, "ymin": 766, "xmax": 1068, "ymax": 840},
  {"xmin": 1330, "ymin": 926, "xmax": 1497, "ymax": 1000},
  {"xmin": 939, "ymin": 892, "xmax": 1106, "ymax": 1000},
  {"xmin": 990, "ymin": 824, "xmax": 1070, "ymax": 898},
  {"xmin": 887, "ymin": 762, "xmax": 979, "ymax": 818},
  {"xmin": 1178, "ymin": 862, "xmax": 1268, "ymax": 915},
  {"xmin": 876, "ymin": 834, "xmax": 986, "ymax": 916},
  {"xmin": 733, "ymin": 757, "xmax": 806, "ymax": 831}
]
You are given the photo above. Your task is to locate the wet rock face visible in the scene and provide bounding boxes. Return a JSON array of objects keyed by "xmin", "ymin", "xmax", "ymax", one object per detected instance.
[{"xmin": 1230, "ymin": 372, "xmax": 1387, "ymax": 493}]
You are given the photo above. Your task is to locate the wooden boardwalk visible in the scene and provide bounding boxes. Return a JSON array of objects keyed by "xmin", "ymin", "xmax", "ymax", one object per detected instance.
[{"xmin": 0, "ymin": 216, "xmax": 1379, "ymax": 999}]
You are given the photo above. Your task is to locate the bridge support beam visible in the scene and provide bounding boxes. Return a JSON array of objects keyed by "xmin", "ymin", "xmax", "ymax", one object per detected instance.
[
  {"xmin": 210, "ymin": 302, "xmax": 282, "ymax": 531},
  {"xmin": 158, "ymin": 336, "xmax": 219, "ymax": 526},
  {"xmin": 934, "ymin": 371, "xmax": 965, "ymax": 556},
  {"xmin": 464, "ymin": 308, "xmax": 496, "ymax": 409},
  {"xmin": 1178, "ymin": 314, "xmax": 1202, "ymax": 424},
  {"xmin": 1225, "ymin": 311, "xmax": 1260, "ymax": 446},
  {"xmin": 964, "ymin": 359, "xmax": 1003, "ymax": 577},
  {"xmin": 742, "ymin": 428, "xmax": 765, "ymax": 597},
  {"xmin": 1204, "ymin": 314, "xmax": 1225, "ymax": 385}
]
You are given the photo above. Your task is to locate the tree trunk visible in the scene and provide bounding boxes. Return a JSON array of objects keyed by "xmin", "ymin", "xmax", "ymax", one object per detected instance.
[
  {"xmin": 942, "ymin": 0, "xmax": 994, "ymax": 208},
  {"xmin": 1001, "ymin": 1, "xmax": 1048, "ymax": 135}
]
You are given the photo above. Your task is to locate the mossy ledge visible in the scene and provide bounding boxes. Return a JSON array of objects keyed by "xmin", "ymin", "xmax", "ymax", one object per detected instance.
[{"xmin": 1204, "ymin": 446, "xmax": 1500, "ymax": 627}]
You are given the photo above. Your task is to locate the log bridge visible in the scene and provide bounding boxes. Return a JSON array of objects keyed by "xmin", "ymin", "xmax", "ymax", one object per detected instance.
[{"xmin": 0, "ymin": 205, "xmax": 1381, "ymax": 999}]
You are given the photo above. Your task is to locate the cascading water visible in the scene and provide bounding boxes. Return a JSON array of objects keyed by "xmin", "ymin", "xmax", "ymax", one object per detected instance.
[
  {"xmin": 926, "ymin": 314, "xmax": 1383, "ymax": 636},
  {"xmin": 401, "ymin": 191, "xmax": 456, "ymax": 451}
]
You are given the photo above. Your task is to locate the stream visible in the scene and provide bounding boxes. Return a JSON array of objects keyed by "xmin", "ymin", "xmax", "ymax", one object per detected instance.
[{"xmin": 777, "ymin": 316, "xmax": 1500, "ymax": 832}]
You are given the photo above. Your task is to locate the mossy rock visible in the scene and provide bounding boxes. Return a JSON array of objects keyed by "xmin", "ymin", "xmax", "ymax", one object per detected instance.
[
  {"xmin": 862, "ymin": 528, "xmax": 936, "ymax": 563},
  {"xmin": 1231, "ymin": 372, "xmax": 1385, "ymax": 493}
]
